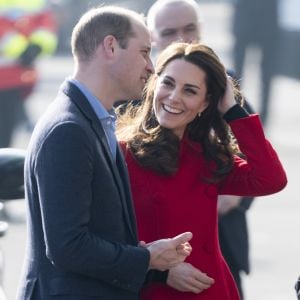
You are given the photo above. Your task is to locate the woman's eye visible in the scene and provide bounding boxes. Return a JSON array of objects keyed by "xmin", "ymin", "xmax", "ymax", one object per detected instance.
[
  {"xmin": 162, "ymin": 80, "xmax": 173, "ymax": 87},
  {"xmin": 185, "ymin": 88, "xmax": 196, "ymax": 95}
]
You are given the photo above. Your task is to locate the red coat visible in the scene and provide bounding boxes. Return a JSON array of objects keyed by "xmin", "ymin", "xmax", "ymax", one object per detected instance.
[{"xmin": 123, "ymin": 115, "xmax": 287, "ymax": 300}]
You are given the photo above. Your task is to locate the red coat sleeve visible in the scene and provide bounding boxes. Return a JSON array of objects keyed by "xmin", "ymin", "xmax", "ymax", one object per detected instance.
[{"xmin": 218, "ymin": 114, "xmax": 287, "ymax": 196}]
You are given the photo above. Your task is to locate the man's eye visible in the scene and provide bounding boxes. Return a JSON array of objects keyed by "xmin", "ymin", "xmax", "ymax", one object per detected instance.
[
  {"xmin": 161, "ymin": 30, "xmax": 176, "ymax": 37},
  {"xmin": 185, "ymin": 26, "xmax": 196, "ymax": 33}
]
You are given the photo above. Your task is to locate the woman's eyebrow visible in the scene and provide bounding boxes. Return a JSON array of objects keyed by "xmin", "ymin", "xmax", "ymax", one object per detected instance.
[{"xmin": 184, "ymin": 83, "xmax": 201, "ymax": 90}]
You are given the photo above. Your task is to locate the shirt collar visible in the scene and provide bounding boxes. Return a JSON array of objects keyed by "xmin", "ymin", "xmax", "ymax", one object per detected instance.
[{"xmin": 68, "ymin": 77, "xmax": 115, "ymax": 121}]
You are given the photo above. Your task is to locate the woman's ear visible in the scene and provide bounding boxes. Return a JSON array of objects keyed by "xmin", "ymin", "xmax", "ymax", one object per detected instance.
[
  {"xmin": 198, "ymin": 104, "xmax": 208, "ymax": 117},
  {"xmin": 203, "ymin": 94, "xmax": 211, "ymax": 109}
]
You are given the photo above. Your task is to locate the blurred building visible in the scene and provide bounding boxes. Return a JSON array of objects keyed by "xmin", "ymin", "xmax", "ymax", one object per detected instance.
[
  {"xmin": 52, "ymin": 0, "xmax": 155, "ymax": 54},
  {"xmin": 277, "ymin": 0, "xmax": 300, "ymax": 79}
]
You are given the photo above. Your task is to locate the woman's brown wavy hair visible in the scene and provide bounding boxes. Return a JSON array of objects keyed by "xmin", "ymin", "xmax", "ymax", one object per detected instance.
[{"xmin": 116, "ymin": 42, "xmax": 241, "ymax": 182}]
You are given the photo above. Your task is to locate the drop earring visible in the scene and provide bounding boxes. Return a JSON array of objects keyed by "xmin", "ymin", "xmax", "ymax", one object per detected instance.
[{"xmin": 198, "ymin": 111, "xmax": 202, "ymax": 117}]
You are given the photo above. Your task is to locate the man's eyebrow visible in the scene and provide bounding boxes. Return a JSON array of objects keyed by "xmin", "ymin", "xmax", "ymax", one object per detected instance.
[
  {"xmin": 184, "ymin": 23, "xmax": 197, "ymax": 28},
  {"xmin": 160, "ymin": 28, "xmax": 177, "ymax": 34}
]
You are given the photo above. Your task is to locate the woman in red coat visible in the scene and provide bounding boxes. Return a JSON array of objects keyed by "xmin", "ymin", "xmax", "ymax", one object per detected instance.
[{"xmin": 117, "ymin": 42, "xmax": 287, "ymax": 299}]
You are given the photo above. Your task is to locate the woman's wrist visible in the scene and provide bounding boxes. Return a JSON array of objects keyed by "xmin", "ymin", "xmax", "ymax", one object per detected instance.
[{"xmin": 223, "ymin": 104, "xmax": 249, "ymax": 122}]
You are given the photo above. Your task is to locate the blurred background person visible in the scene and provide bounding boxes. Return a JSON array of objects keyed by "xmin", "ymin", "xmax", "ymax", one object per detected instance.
[
  {"xmin": 146, "ymin": 1, "xmax": 254, "ymax": 298},
  {"xmin": 296, "ymin": 275, "xmax": 300, "ymax": 299},
  {"xmin": 232, "ymin": 0, "xmax": 280, "ymax": 126},
  {"xmin": 0, "ymin": 0, "xmax": 58, "ymax": 148},
  {"xmin": 147, "ymin": 0, "xmax": 201, "ymax": 58},
  {"xmin": 0, "ymin": 0, "xmax": 57, "ymax": 223}
]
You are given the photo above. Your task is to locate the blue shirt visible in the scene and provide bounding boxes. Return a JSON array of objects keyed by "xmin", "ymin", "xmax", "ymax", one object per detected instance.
[{"xmin": 68, "ymin": 78, "xmax": 117, "ymax": 161}]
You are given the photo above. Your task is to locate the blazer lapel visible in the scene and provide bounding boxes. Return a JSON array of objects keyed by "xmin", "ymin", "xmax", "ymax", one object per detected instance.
[
  {"xmin": 61, "ymin": 81, "xmax": 137, "ymax": 240},
  {"xmin": 91, "ymin": 122, "xmax": 138, "ymax": 241},
  {"xmin": 116, "ymin": 145, "xmax": 138, "ymax": 238}
]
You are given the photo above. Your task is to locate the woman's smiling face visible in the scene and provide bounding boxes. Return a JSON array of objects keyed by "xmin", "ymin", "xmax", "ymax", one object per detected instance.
[{"xmin": 153, "ymin": 58, "xmax": 209, "ymax": 139}]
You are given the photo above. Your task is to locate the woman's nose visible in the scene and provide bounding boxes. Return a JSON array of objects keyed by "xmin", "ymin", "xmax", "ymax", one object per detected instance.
[{"xmin": 168, "ymin": 89, "xmax": 181, "ymax": 102}]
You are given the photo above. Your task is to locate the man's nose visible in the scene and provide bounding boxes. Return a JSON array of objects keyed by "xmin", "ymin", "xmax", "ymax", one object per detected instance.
[
  {"xmin": 146, "ymin": 59, "xmax": 154, "ymax": 74},
  {"xmin": 175, "ymin": 31, "xmax": 188, "ymax": 43}
]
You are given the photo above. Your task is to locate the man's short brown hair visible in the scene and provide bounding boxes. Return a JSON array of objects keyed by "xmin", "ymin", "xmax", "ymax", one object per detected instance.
[{"xmin": 71, "ymin": 6, "xmax": 145, "ymax": 61}]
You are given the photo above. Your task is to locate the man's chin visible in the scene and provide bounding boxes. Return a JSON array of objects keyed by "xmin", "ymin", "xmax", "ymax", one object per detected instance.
[{"xmin": 131, "ymin": 92, "xmax": 143, "ymax": 101}]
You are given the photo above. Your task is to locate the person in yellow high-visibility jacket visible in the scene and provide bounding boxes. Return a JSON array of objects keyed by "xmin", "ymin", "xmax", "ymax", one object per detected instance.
[{"xmin": 0, "ymin": 0, "xmax": 57, "ymax": 147}]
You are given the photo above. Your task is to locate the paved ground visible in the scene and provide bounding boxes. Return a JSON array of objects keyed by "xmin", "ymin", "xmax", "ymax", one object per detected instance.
[{"xmin": 1, "ymin": 2, "xmax": 300, "ymax": 300}]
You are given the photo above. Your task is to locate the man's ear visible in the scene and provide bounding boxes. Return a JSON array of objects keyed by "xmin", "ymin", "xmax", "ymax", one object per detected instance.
[
  {"xmin": 197, "ymin": 21, "xmax": 202, "ymax": 41},
  {"xmin": 102, "ymin": 35, "xmax": 118, "ymax": 59}
]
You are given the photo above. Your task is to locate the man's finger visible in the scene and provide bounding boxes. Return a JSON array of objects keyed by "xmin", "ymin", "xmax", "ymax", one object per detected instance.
[
  {"xmin": 172, "ymin": 232, "xmax": 193, "ymax": 246},
  {"xmin": 176, "ymin": 244, "xmax": 192, "ymax": 256},
  {"xmin": 139, "ymin": 241, "xmax": 147, "ymax": 247}
]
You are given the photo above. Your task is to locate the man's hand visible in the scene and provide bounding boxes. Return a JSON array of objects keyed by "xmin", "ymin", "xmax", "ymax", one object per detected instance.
[
  {"xmin": 146, "ymin": 232, "xmax": 193, "ymax": 271},
  {"xmin": 167, "ymin": 262, "xmax": 215, "ymax": 293},
  {"xmin": 218, "ymin": 195, "xmax": 242, "ymax": 215}
]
